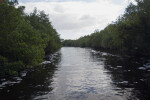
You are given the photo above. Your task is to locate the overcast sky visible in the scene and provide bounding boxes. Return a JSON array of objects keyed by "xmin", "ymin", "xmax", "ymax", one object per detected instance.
[{"xmin": 19, "ymin": 0, "xmax": 135, "ymax": 39}]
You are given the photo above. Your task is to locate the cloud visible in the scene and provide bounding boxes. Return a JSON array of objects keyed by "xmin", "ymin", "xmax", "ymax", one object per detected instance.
[
  {"xmin": 53, "ymin": 5, "xmax": 65, "ymax": 13},
  {"xmin": 19, "ymin": 0, "xmax": 129, "ymax": 39}
]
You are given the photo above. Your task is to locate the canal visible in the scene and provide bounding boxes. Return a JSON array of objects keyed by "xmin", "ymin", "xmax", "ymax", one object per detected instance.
[{"xmin": 0, "ymin": 47, "xmax": 150, "ymax": 100}]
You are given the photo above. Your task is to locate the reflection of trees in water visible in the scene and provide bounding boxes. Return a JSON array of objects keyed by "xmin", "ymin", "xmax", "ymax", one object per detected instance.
[
  {"xmin": 91, "ymin": 51, "xmax": 150, "ymax": 100},
  {"xmin": 0, "ymin": 52, "xmax": 62, "ymax": 100}
]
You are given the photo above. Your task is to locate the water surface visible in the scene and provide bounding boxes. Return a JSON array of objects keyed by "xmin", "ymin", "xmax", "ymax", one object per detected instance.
[{"xmin": 0, "ymin": 47, "xmax": 150, "ymax": 100}]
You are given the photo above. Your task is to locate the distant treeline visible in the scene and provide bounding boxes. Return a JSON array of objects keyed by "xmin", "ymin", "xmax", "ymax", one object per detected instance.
[
  {"xmin": 63, "ymin": 0, "xmax": 150, "ymax": 56},
  {"xmin": 0, "ymin": 0, "xmax": 61, "ymax": 75}
]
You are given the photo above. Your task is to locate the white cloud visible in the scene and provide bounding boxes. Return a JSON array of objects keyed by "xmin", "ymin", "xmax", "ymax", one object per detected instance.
[{"xmin": 19, "ymin": 0, "xmax": 129, "ymax": 39}]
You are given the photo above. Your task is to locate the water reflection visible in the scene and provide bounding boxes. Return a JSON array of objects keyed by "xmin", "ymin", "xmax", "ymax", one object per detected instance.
[
  {"xmin": 0, "ymin": 47, "xmax": 150, "ymax": 100},
  {"xmin": 91, "ymin": 50, "xmax": 150, "ymax": 100},
  {"xmin": 46, "ymin": 47, "xmax": 130, "ymax": 100},
  {"xmin": 0, "ymin": 52, "xmax": 61, "ymax": 100}
]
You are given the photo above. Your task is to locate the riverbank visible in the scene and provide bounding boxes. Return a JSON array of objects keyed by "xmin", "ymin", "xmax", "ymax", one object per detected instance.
[
  {"xmin": 0, "ymin": 1, "xmax": 61, "ymax": 77},
  {"xmin": 0, "ymin": 51, "xmax": 60, "ymax": 91}
]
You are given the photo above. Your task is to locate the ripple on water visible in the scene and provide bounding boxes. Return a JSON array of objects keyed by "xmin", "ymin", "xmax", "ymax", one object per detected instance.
[{"xmin": 1, "ymin": 47, "xmax": 150, "ymax": 100}]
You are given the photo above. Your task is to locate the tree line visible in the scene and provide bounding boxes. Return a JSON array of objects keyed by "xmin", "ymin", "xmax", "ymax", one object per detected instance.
[
  {"xmin": 0, "ymin": 0, "xmax": 61, "ymax": 75},
  {"xmin": 63, "ymin": 0, "xmax": 150, "ymax": 56}
]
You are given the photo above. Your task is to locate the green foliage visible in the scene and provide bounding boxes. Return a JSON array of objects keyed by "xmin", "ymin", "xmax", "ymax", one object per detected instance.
[
  {"xmin": 26, "ymin": 8, "xmax": 61, "ymax": 54},
  {"xmin": 63, "ymin": 0, "xmax": 150, "ymax": 56},
  {"xmin": 0, "ymin": 1, "xmax": 61, "ymax": 76}
]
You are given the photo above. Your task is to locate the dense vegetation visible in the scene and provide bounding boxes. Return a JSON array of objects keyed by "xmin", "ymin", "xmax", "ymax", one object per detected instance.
[
  {"xmin": 0, "ymin": 0, "xmax": 61, "ymax": 75},
  {"xmin": 63, "ymin": 0, "xmax": 150, "ymax": 56}
]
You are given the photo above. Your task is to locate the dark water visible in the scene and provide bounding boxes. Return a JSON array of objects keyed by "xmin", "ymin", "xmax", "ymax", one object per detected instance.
[{"xmin": 0, "ymin": 47, "xmax": 150, "ymax": 100}]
